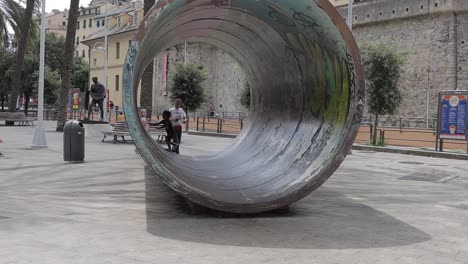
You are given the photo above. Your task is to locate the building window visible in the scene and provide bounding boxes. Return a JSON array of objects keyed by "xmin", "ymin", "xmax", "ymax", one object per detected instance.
[
  {"xmin": 116, "ymin": 42, "xmax": 120, "ymax": 59},
  {"xmin": 128, "ymin": 39, "xmax": 132, "ymax": 48},
  {"xmin": 62, "ymin": 21, "xmax": 66, "ymax": 26},
  {"xmin": 83, "ymin": 20, "xmax": 86, "ymax": 28},
  {"xmin": 75, "ymin": 51, "xmax": 79, "ymax": 57},
  {"xmin": 77, "ymin": 21, "xmax": 80, "ymax": 29},
  {"xmin": 93, "ymin": 59, "xmax": 97, "ymax": 66},
  {"xmin": 83, "ymin": 35, "xmax": 85, "ymax": 40},
  {"xmin": 95, "ymin": 8, "xmax": 98, "ymax": 14},
  {"xmin": 76, "ymin": 36, "xmax": 79, "ymax": 45},
  {"xmin": 82, "ymin": 50, "xmax": 85, "ymax": 58},
  {"xmin": 89, "ymin": 19, "xmax": 92, "ymax": 28},
  {"xmin": 97, "ymin": 20, "xmax": 100, "ymax": 27},
  {"xmin": 115, "ymin": 75, "xmax": 120, "ymax": 91},
  {"xmin": 102, "ymin": 19, "xmax": 105, "ymax": 26}
]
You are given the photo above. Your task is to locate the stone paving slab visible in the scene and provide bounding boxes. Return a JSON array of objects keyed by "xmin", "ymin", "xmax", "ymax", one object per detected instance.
[{"xmin": 0, "ymin": 121, "xmax": 467, "ymax": 263}]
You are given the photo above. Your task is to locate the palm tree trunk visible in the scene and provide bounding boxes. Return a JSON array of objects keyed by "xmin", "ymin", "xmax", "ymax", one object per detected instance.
[
  {"xmin": 140, "ymin": 0, "xmax": 155, "ymax": 120},
  {"xmin": 8, "ymin": 0, "xmax": 35, "ymax": 113},
  {"xmin": 24, "ymin": 94, "xmax": 30, "ymax": 116},
  {"xmin": 56, "ymin": 0, "xmax": 80, "ymax": 131}
]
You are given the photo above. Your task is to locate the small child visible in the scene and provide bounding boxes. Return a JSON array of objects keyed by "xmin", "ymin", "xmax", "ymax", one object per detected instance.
[
  {"xmin": 140, "ymin": 109, "xmax": 149, "ymax": 131},
  {"xmin": 117, "ymin": 111, "xmax": 125, "ymax": 122},
  {"xmin": 155, "ymin": 110, "xmax": 179, "ymax": 154}
]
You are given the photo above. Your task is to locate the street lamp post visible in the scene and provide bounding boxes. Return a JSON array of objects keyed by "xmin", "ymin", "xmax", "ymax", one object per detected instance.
[
  {"xmin": 347, "ymin": 0, "xmax": 354, "ymax": 30},
  {"xmin": 347, "ymin": 0, "xmax": 353, "ymax": 30},
  {"xmin": 103, "ymin": 3, "xmax": 109, "ymax": 122},
  {"xmin": 32, "ymin": 0, "xmax": 47, "ymax": 148}
]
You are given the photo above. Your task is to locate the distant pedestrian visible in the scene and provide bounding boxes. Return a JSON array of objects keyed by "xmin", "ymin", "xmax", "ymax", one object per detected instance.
[
  {"xmin": 209, "ymin": 102, "xmax": 215, "ymax": 117},
  {"xmin": 117, "ymin": 111, "xmax": 125, "ymax": 122},
  {"xmin": 169, "ymin": 99, "xmax": 186, "ymax": 143},
  {"xmin": 140, "ymin": 109, "xmax": 149, "ymax": 131}
]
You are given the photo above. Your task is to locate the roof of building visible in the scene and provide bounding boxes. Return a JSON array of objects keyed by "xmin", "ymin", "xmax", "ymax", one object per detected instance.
[
  {"xmin": 82, "ymin": 22, "xmax": 139, "ymax": 44},
  {"xmin": 94, "ymin": 1, "xmax": 143, "ymax": 19}
]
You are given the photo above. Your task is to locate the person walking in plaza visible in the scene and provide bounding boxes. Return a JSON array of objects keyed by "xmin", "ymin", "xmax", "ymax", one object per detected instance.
[
  {"xmin": 86, "ymin": 77, "xmax": 106, "ymax": 121},
  {"xmin": 169, "ymin": 99, "xmax": 186, "ymax": 143}
]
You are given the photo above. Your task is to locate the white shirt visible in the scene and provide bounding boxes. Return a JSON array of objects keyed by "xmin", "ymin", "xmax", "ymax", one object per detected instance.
[{"xmin": 169, "ymin": 107, "xmax": 186, "ymax": 127}]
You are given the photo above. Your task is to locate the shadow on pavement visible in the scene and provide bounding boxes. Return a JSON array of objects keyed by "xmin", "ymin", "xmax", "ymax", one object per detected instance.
[{"xmin": 144, "ymin": 166, "xmax": 430, "ymax": 249}]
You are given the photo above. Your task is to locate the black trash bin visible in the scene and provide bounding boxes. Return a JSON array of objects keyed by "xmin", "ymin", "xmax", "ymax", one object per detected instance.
[{"xmin": 64, "ymin": 120, "xmax": 85, "ymax": 161}]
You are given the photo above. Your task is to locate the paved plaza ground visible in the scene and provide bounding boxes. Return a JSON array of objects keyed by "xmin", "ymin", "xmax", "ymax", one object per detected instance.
[{"xmin": 0, "ymin": 121, "xmax": 467, "ymax": 264}]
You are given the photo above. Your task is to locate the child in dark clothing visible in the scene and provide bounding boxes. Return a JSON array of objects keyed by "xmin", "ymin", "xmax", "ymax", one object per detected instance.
[{"xmin": 156, "ymin": 110, "xmax": 179, "ymax": 154}]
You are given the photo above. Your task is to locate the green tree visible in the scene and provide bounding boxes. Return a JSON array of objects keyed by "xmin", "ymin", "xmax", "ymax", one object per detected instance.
[
  {"xmin": 30, "ymin": 32, "xmax": 65, "ymax": 73},
  {"xmin": 56, "ymin": 0, "xmax": 80, "ymax": 131},
  {"xmin": 0, "ymin": 46, "xmax": 15, "ymax": 110},
  {"xmin": 72, "ymin": 57, "xmax": 89, "ymax": 91},
  {"xmin": 0, "ymin": 0, "xmax": 22, "ymax": 46},
  {"xmin": 169, "ymin": 63, "xmax": 206, "ymax": 113},
  {"xmin": 361, "ymin": 38, "xmax": 407, "ymax": 145},
  {"xmin": 8, "ymin": 0, "xmax": 37, "ymax": 112}
]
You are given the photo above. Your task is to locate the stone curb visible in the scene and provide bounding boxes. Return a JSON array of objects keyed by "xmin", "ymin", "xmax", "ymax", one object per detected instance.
[
  {"xmin": 352, "ymin": 145, "xmax": 468, "ymax": 161},
  {"xmin": 187, "ymin": 131, "xmax": 237, "ymax": 138}
]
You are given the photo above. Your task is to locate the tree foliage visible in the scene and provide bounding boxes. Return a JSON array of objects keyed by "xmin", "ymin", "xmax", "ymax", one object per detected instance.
[
  {"xmin": 72, "ymin": 56, "xmax": 89, "ymax": 91},
  {"xmin": 361, "ymin": 38, "xmax": 407, "ymax": 145},
  {"xmin": 169, "ymin": 63, "xmax": 206, "ymax": 111},
  {"xmin": 1, "ymin": 32, "xmax": 88, "ymax": 110},
  {"xmin": 8, "ymin": 0, "xmax": 36, "ymax": 112},
  {"xmin": 361, "ymin": 38, "xmax": 407, "ymax": 116},
  {"xmin": 0, "ymin": 46, "xmax": 14, "ymax": 110}
]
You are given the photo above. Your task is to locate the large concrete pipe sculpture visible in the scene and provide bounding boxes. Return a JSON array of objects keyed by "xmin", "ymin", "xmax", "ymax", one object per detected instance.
[{"xmin": 123, "ymin": 0, "xmax": 365, "ymax": 213}]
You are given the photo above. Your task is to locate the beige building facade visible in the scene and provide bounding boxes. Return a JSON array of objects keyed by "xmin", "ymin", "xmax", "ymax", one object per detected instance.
[
  {"xmin": 34, "ymin": 9, "xmax": 69, "ymax": 38},
  {"xmin": 75, "ymin": 2, "xmax": 114, "ymax": 59},
  {"xmin": 83, "ymin": 1, "xmax": 144, "ymax": 110}
]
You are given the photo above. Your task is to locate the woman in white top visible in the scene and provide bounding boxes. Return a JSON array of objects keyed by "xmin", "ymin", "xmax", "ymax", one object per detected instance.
[{"xmin": 169, "ymin": 99, "xmax": 186, "ymax": 143}]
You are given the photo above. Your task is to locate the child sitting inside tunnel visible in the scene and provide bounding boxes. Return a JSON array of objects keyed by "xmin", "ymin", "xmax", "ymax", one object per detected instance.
[{"xmin": 155, "ymin": 110, "xmax": 179, "ymax": 154}]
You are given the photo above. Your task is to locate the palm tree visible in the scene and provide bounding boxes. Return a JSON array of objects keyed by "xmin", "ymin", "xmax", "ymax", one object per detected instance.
[
  {"xmin": 7, "ymin": 0, "xmax": 36, "ymax": 113},
  {"xmin": 56, "ymin": 0, "xmax": 80, "ymax": 131},
  {"xmin": 0, "ymin": 0, "xmax": 23, "ymax": 47},
  {"xmin": 139, "ymin": 0, "xmax": 155, "ymax": 119}
]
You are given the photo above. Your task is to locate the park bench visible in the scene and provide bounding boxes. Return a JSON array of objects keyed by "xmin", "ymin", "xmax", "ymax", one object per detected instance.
[
  {"xmin": 101, "ymin": 122, "xmax": 166, "ymax": 144},
  {"xmin": 0, "ymin": 112, "xmax": 36, "ymax": 126}
]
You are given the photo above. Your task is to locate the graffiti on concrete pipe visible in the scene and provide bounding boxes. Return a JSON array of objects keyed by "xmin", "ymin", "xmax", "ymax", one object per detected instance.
[{"xmin": 123, "ymin": 0, "xmax": 365, "ymax": 213}]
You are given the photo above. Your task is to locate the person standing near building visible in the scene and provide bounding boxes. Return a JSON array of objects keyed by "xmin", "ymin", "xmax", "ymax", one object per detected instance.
[
  {"xmin": 86, "ymin": 77, "xmax": 106, "ymax": 121},
  {"xmin": 209, "ymin": 102, "xmax": 215, "ymax": 117},
  {"xmin": 169, "ymin": 99, "xmax": 186, "ymax": 143}
]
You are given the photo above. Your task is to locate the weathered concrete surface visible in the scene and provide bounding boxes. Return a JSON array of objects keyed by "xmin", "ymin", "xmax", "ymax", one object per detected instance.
[{"xmin": 0, "ymin": 122, "xmax": 468, "ymax": 263}]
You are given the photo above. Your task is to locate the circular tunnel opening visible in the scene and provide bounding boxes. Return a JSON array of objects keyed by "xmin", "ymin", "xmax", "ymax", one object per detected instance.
[{"xmin": 123, "ymin": 0, "xmax": 364, "ymax": 213}]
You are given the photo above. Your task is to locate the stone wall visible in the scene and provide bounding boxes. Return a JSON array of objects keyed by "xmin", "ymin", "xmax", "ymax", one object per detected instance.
[
  {"xmin": 338, "ymin": 0, "xmax": 468, "ymax": 118},
  {"xmin": 152, "ymin": 43, "xmax": 247, "ymax": 115},
  {"xmin": 151, "ymin": 0, "xmax": 468, "ymax": 119}
]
